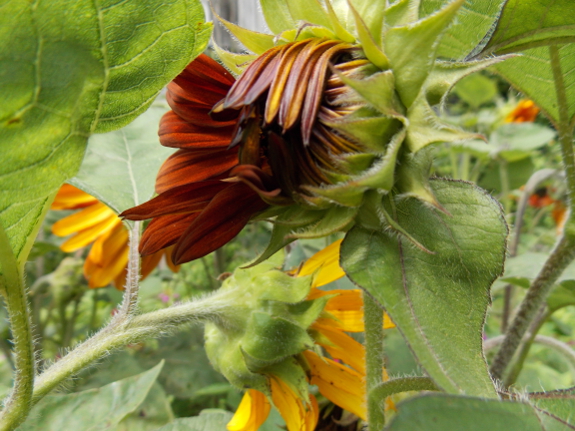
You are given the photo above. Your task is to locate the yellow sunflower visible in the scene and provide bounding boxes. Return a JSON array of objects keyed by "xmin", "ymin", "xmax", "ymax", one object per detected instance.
[{"xmin": 51, "ymin": 184, "xmax": 178, "ymax": 290}]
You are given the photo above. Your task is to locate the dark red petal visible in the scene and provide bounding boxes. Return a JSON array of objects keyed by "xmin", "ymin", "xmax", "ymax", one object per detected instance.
[
  {"xmin": 156, "ymin": 149, "xmax": 239, "ymax": 193},
  {"xmin": 159, "ymin": 111, "xmax": 235, "ymax": 150},
  {"xmin": 172, "ymin": 183, "xmax": 268, "ymax": 264},
  {"xmin": 140, "ymin": 213, "xmax": 199, "ymax": 256},
  {"xmin": 175, "ymin": 54, "xmax": 235, "ymax": 94},
  {"xmin": 167, "ymin": 89, "xmax": 237, "ymax": 128},
  {"xmin": 120, "ymin": 181, "xmax": 229, "ymax": 220}
]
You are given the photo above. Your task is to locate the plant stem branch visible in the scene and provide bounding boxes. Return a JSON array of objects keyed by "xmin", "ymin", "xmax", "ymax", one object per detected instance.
[
  {"xmin": 0, "ymin": 225, "xmax": 35, "ymax": 431},
  {"xmin": 116, "ymin": 222, "xmax": 141, "ymax": 318},
  {"xmin": 489, "ymin": 45, "xmax": 575, "ymax": 382},
  {"xmin": 363, "ymin": 292, "xmax": 385, "ymax": 430},
  {"xmin": 370, "ymin": 377, "xmax": 438, "ymax": 401}
]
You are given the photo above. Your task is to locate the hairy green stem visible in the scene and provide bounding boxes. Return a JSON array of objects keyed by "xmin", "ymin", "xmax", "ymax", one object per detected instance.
[
  {"xmin": 363, "ymin": 292, "xmax": 385, "ymax": 430},
  {"xmin": 0, "ymin": 226, "xmax": 35, "ymax": 431},
  {"xmin": 489, "ymin": 45, "xmax": 575, "ymax": 382},
  {"xmin": 370, "ymin": 377, "xmax": 438, "ymax": 401},
  {"xmin": 490, "ymin": 237, "xmax": 575, "ymax": 381},
  {"xmin": 32, "ymin": 292, "xmax": 232, "ymax": 405},
  {"xmin": 116, "ymin": 222, "xmax": 141, "ymax": 318}
]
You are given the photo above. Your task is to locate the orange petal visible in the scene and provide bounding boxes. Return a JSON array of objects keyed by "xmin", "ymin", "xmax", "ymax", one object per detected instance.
[
  {"xmin": 303, "ymin": 350, "xmax": 366, "ymax": 420},
  {"xmin": 227, "ymin": 389, "xmax": 271, "ymax": 431}
]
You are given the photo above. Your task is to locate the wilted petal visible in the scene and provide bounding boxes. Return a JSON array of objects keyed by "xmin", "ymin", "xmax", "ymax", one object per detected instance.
[
  {"xmin": 159, "ymin": 111, "xmax": 236, "ymax": 150},
  {"xmin": 172, "ymin": 183, "xmax": 268, "ymax": 264}
]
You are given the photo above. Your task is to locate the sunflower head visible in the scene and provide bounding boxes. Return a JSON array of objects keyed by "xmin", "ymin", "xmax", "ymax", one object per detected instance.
[{"xmin": 122, "ymin": 0, "xmax": 506, "ymax": 264}]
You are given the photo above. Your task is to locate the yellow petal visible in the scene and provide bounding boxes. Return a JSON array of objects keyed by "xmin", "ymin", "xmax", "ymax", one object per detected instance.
[
  {"xmin": 270, "ymin": 377, "xmax": 316, "ymax": 431},
  {"xmin": 227, "ymin": 389, "xmax": 271, "ymax": 431},
  {"xmin": 51, "ymin": 184, "xmax": 98, "ymax": 210},
  {"xmin": 296, "ymin": 239, "xmax": 345, "ymax": 287},
  {"xmin": 311, "ymin": 322, "xmax": 365, "ymax": 375},
  {"xmin": 305, "ymin": 395, "xmax": 319, "ymax": 431},
  {"xmin": 52, "ymin": 202, "xmax": 116, "ymax": 238},
  {"xmin": 58, "ymin": 214, "xmax": 119, "ymax": 252},
  {"xmin": 303, "ymin": 350, "xmax": 366, "ymax": 420},
  {"xmin": 84, "ymin": 223, "xmax": 129, "ymax": 288}
]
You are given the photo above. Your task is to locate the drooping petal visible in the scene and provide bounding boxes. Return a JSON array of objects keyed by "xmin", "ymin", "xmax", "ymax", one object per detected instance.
[
  {"xmin": 172, "ymin": 183, "xmax": 268, "ymax": 264},
  {"xmin": 227, "ymin": 389, "xmax": 271, "ymax": 431},
  {"xmin": 303, "ymin": 350, "xmax": 366, "ymax": 420},
  {"xmin": 155, "ymin": 149, "xmax": 239, "ymax": 193},
  {"xmin": 139, "ymin": 213, "xmax": 200, "ymax": 256}
]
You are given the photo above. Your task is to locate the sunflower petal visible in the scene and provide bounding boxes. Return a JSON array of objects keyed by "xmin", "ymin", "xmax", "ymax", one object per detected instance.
[
  {"xmin": 84, "ymin": 223, "xmax": 129, "ymax": 288},
  {"xmin": 303, "ymin": 350, "xmax": 366, "ymax": 420},
  {"xmin": 297, "ymin": 239, "xmax": 344, "ymax": 286},
  {"xmin": 311, "ymin": 322, "xmax": 365, "ymax": 374},
  {"xmin": 270, "ymin": 378, "xmax": 316, "ymax": 431},
  {"xmin": 227, "ymin": 389, "xmax": 271, "ymax": 431},
  {"xmin": 59, "ymin": 214, "xmax": 119, "ymax": 252},
  {"xmin": 51, "ymin": 184, "xmax": 98, "ymax": 210},
  {"xmin": 159, "ymin": 111, "xmax": 236, "ymax": 150},
  {"xmin": 139, "ymin": 213, "xmax": 200, "ymax": 256},
  {"xmin": 52, "ymin": 202, "xmax": 116, "ymax": 237}
]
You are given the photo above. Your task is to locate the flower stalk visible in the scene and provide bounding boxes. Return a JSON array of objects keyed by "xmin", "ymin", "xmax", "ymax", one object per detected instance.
[
  {"xmin": 0, "ymin": 225, "xmax": 35, "ymax": 431},
  {"xmin": 363, "ymin": 291, "xmax": 385, "ymax": 430}
]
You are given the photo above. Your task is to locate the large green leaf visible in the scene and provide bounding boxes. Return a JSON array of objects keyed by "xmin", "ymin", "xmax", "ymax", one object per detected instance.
[
  {"xmin": 0, "ymin": 0, "xmax": 211, "ymax": 263},
  {"xmin": 530, "ymin": 388, "xmax": 575, "ymax": 429},
  {"xmin": 385, "ymin": 393, "xmax": 571, "ymax": 431},
  {"xmin": 489, "ymin": 45, "xmax": 575, "ymax": 126},
  {"xmin": 341, "ymin": 180, "xmax": 507, "ymax": 397},
  {"xmin": 420, "ymin": 0, "xmax": 504, "ymax": 60},
  {"xmin": 156, "ymin": 409, "xmax": 233, "ymax": 431},
  {"xmin": 476, "ymin": 0, "xmax": 575, "ymax": 56},
  {"xmin": 18, "ymin": 361, "xmax": 164, "ymax": 430},
  {"xmin": 69, "ymin": 101, "xmax": 175, "ymax": 214}
]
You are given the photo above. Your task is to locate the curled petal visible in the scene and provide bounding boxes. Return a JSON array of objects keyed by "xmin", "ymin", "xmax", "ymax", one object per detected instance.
[
  {"xmin": 159, "ymin": 111, "xmax": 236, "ymax": 150},
  {"xmin": 84, "ymin": 222, "xmax": 129, "ymax": 288},
  {"xmin": 296, "ymin": 239, "xmax": 345, "ymax": 287},
  {"xmin": 311, "ymin": 322, "xmax": 365, "ymax": 374},
  {"xmin": 270, "ymin": 378, "xmax": 317, "ymax": 431}
]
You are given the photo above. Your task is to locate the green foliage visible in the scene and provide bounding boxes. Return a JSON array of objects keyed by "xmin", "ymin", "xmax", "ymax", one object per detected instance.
[
  {"xmin": 341, "ymin": 180, "xmax": 507, "ymax": 397},
  {"xmin": 18, "ymin": 361, "xmax": 165, "ymax": 430},
  {"xmin": 70, "ymin": 101, "xmax": 175, "ymax": 214},
  {"xmin": 0, "ymin": 0, "xmax": 211, "ymax": 262},
  {"xmin": 155, "ymin": 410, "xmax": 232, "ymax": 431}
]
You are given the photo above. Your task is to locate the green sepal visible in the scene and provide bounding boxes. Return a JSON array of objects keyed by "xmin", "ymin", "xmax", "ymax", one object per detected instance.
[
  {"xmin": 213, "ymin": 10, "xmax": 275, "ymax": 54},
  {"xmin": 348, "ymin": 0, "xmax": 385, "ymax": 45},
  {"xmin": 337, "ymin": 70, "xmax": 402, "ymax": 117},
  {"xmin": 259, "ymin": 273, "xmax": 313, "ymax": 304},
  {"xmin": 286, "ymin": 296, "xmax": 331, "ymax": 328},
  {"xmin": 385, "ymin": 0, "xmax": 465, "ymax": 108},
  {"xmin": 262, "ymin": 357, "xmax": 310, "ymax": 401},
  {"xmin": 287, "ymin": 206, "xmax": 358, "ymax": 238},
  {"xmin": 273, "ymin": 206, "xmax": 326, "ymax": 227},
  {"xmin": 304, "ymin": 182, "xmax": 367, "ymax": 207},
  {"xmin": 241, "ymin": 312, "xmax": 315, "ymax": 365},
  {"xmin": 213, "ymin": 42, "xmax": 257, "ymax": 76},
  {"xmin": 406, "ymin": 95, "xmax": 483, "ymax": 152},
  {"xmin": 325, "ymin": 0, "xmax": 356, "ymax": 42},
  {"xmin": 347, "ymin": 0, "xmax": 389, "ymax": 70},
  {"xmin": 426, "ymin": 57, "xmax": 510, "ymax": 106},
  {"xmin": 395, "ymin": 149, "xmax": 443, "ymax": 210},
  {"xmin": 355, "ymin": 129, "xmax": 405, "ymax": 190},
  {"xmin": 383, "ymin": 0, "xmax": 416, "ymax": 29},
  {"xmin": 247, "ymin": 223, "xmax": 297, "ymax": 268},
  {"xmin": 294, "ymin": 25, "xmax": 337, "ymax": 41},
  {"xmin": 337, "ymin": 153, "xmax": 377, "ymax": 175},
  {"xmin": 260, "ymin": 0, "xmax": 296, "ymax": 34},
  {"xmin": 326, "ymin": 112, "xmax": 402, "ymax": 152},
  {"xmin": 204, "ymin": 323, "xmax": 269, "ymax": 392},
  {"xmin": 287, "ymin": 0, "xmax": 333, "ymax": 30}
]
